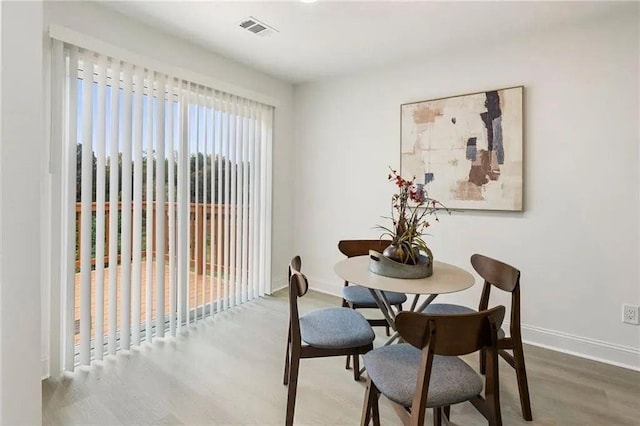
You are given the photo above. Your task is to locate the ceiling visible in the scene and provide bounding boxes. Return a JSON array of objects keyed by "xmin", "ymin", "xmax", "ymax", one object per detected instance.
[{"xmin": 100, "ymin": 1, "xmax": 622, "ymax": 84}]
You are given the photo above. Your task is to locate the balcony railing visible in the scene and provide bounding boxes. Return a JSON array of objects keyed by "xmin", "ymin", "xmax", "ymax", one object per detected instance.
[{"xmin": 75, "ymin": 202, "xmax": 229, "ymax": 274}]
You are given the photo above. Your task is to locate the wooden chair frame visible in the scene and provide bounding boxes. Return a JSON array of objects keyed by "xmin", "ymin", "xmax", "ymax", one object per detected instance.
[
  {"xmin": 283, "ymin": 257, "xmax": 374, "ymax": 426},
  {"xmin": 361, "ymin": 306, "xmax": 506, "ymax": 426},
  {"xmin": 472, "ymin": 253, "xmax": 533, "ymax": 421},
  {"xmin": 338, "ymin": 239, "xmax": 403, "ymax": 369}
]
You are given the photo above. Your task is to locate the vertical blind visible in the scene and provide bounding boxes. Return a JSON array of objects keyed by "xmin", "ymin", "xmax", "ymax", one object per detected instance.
[{"xmin": 50, "ymin": 39, "xmax": 273, "ymax": 370}]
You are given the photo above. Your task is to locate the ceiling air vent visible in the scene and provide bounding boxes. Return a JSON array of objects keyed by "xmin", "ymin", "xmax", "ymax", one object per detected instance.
[{"xmin": 238, "ymin": 16, "xmax": 278, "ymax": 37}]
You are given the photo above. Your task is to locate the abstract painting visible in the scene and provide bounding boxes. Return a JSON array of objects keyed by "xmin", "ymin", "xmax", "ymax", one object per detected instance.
[{"xmin": 401, "ymin": 86, "xmax": 523, "ymax": 211}]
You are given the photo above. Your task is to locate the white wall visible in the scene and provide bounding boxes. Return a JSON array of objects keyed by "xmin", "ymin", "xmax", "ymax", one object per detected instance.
[
  {"xmin": 294, "ymin": 9, "xmax": 640, "ymax": 369},
  {"xmin": 0, "ymin": 1, "xmax": 43, "ymax": 423},
  {"xmin": 42, "ymin": 1, "xmax": 295, "ymax": 376}
]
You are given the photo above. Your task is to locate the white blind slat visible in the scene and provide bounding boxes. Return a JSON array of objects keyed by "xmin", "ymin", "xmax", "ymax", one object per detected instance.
[
  {"xmin": 259, "ymin": 106, "xmax": 268, "ymax": 296},
  {"xmin": 156, "ymin": 74, "xmax": 167, "ymax": 338},
  {"xmin": 215, "ymin": 94, "xmax": 223, "ymax": 313},
  {"xmin": 223, "ymin": 94, "xmax": 231, "ymax": 311},
  {"xmin": 229, "ymin": 97, "xmax": 238, "ymax": 309},
  {"xmin": 178, "ymin": 82, "xmax": 190, "ymax": 330},
  {"xmin": 199, "ymin": 89, "xmax": 207, "ymax": 320},
  {"xmin": 263, "ymin": 107, "xmax": 274, "ymax": 296},
  {"xmin": 235, "ymin": 104, "xmax": 242, "ymax": 306},
  {"xmin": 131, "ymin": 66, "xmax": 144, "ymax": 347},
  {"xmin": 79, "ymin": 53, "xmax": 95, "ymax": 366},
  {"xmin": 145, "ymin": 69, "xmax": 155, "ymax": 343},
  {"xmin": 253, "ymin": 106, "xmax": 263, "ymax": 295},
  {"xmin": 120, "ymin": 63, "xmax": 134, "ymax": 351},
  {"xmin": 251, "ymin": 104, "xmax": 261, "ymax": 299},
  {"xmin": 193, "ymin": 85, "xmax": 201, "ymax": 321},
  {"xmin": 63, "ymin": 47, "xmax": 79, "ymax": 371},
  {"xmin": 246, "ymin": 103, "xmax": 254, "ymax": 301},
  {"xmin": 241, "ymin": 101, "xmax": 250, "ymax": 304},
  {"xmin": 107, "ymin": 60, "xmax": 121, "ymax": 356},
  {"xmin": 168, "ymin": 79, "xmax": 177, "ymax": 337},
  {"xmin": 94, "ymin": 55, "xmax": 108, "ymax": 360},
  {"xmin": 207, "ymin": 91, "xmax": 215, "ymax": 314},
  {"xmin": 176, "ymin": 84, "xmax": 185, "ymax": 333},
  {"xmin": 235, "ymin": 100, "xmax": 245, "ymax": 305},
  {"xmin": 49, "ymin": 39, "xmax": 66, "ymax": 376},
  {"xmin": 187, "ymin": 83, "xmax": 199, "ymax": 324},
  {"xmin": 199, "ymin": 91, "xmax": 207, "ymax": 318}
]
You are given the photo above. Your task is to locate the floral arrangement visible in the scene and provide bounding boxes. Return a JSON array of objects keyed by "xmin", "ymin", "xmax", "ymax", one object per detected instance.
[{"xmin": 377, "ymin": 168, "xmax": 448, "ymax": 265}]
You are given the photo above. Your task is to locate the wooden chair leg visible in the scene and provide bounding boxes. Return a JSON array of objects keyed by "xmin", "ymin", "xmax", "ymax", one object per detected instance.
[
  {"xmin": 433, "ymin": 407, "xmax": 442, "ymax": 426},
  {"xmin": 479, "ymin": 347, "xmax": 486, "ymax": 375},
  {"xmin": 371, "ymin": 388, "xmax": 380, "ymax": 426},
  {"xmin": 361, "ymin": 380, "xmax": 372, "ymax": 426},
  {"xmin": 471, "ymin": 396, "xmax": 501, "ymax": 426},
  {"xmin": 513, "ymin": 342, "xmax": 533, "ymax": 421},
  {"xmin": 345, "ymin": 301, "xmax": 355, "ymax": 370},
  {"xmin": 353, "ymin": 354, "xmax": 361, "ymax": 381},
  {"xmin": 485, "ymin": 346, "xmax": 503, "ymax": 426},
  {"xmin": 443, "ymin": 405, "xmax": 450, "ymax": 420},
  {"xmin": 285, "ymin": 349, "xmax": 301, "ymax": 426},
  {"xmin": 361, "ymin": 378, "xmax": 380, "ymax": 426},
  {"xmin": 283, "ymin": 329, "xmax": 291, "ymax": 385}
]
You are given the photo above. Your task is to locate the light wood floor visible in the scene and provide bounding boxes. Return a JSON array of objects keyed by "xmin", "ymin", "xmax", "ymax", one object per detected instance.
[{"xmin": 43, "ymin": 290, "xmax": 640, "ymax": 425}]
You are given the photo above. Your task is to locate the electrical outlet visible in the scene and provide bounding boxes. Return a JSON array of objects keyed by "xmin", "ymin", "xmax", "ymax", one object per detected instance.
[{"xmin": 622, "ymin": 304, "xmax": 639, "ymax": 325}]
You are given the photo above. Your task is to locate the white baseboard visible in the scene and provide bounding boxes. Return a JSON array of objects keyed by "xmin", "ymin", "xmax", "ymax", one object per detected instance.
[
  {"xmin": 307, "ymin": 274, "xmax": 342, "ymax": 296},
  {"xmin": 41, "ymin": 358, "xmax": 49, "ymax": 380},
  {"xmin": 307, "ymin": 274, "xmax": 640, "ymax": 371},
  {"xmin": 271, "ymin": 273, "xmax": 339, "ymax": 296},
  {"xmin": 270, "ymin": 274, "xmax": 287, "ymax": 295},
  {"xmin": 514, "ymin": 323, "xmax": 640, "ymax": 371},
  {"xmin": 272, "ymin": 284, "xmax": 287, "ymax": 294}
]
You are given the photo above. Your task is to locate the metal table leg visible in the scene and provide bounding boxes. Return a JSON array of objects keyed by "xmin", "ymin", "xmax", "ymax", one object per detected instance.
[
  {"xmin": 368, "ymin": 289, "xmax": 397, "ymax": 331},
  {"xmin": 415, "ymin": 294, "xmax": 438, "ymax": 312},
  {"xmin": 409, "ymin": 294, "xmax": 420, "ymax": 311}
]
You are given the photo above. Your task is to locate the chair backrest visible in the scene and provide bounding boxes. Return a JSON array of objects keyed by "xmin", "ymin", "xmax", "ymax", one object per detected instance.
[
  {"xmin": 471, "ymin": 253, "xmax": 520, "ymax": 293},
  {"xmin": 288, "ymin": 256, "xmax": 308, "ymax": 297},
  {"xmin": 471, "ymin": 253, "xmax": 521, "ymax": 338},
  {"xmin": 395, "ymin": 306, "xmax": 506, "ymax": 356},
  {"xmin": 338, "ymin": 239, "xmax": 392, "ymax": 258},
  {"xmin": 289, "ymin": 255, "xmax": 301, "ymax": 279},
  {"xmin": 287, "ymin": 257, "xmax": 309, "ymax": 348}
]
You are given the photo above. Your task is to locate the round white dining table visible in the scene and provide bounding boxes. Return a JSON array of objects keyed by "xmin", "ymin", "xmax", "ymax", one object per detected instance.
[
  {"xmin": 334, "ymin": 255, "xmax": 475, "ymax": 296},
  {"xmin": 334, "ymin": 255, "xmax": 475, "ymax": 344}
]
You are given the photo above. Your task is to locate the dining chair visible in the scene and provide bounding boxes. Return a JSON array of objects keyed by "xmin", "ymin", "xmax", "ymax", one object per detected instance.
[
  {"xmin": 283, "ymin": 256, "xmax": 375, "ymax": 426},
  {"xmin": 338, "ymin": 239, "xmax": 407, "ymax": 369},
  {"xmin": 423, "ymin": 253, "xmax": 533, "ymax": 421},
  {"xmin": 361, "ymin": 306, "xmax": 506, "ymax": 426}
]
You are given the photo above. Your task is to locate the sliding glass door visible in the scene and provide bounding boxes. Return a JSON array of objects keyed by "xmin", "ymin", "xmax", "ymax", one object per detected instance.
[{"xmin": 49, "ymin": 40, "xmax": 273, "ymax": 370}]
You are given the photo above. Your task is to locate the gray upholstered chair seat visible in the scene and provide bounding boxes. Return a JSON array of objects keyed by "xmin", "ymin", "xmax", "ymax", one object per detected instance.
[
  {"xmin": 342, "ymin": 285, "xmax": 407, "ymax": 307},
  {"xmin": 364, "ymin": 344, "xmax": 483, "ymax": 408},
  {"xmin": 424, "ymin": 303, "xmax": 506, "ymax": 339},
  {"xmin": 300, "ymin": 307, "xmax": 375, "ymax": 349},
  {"xmin": 423, "ymin": 303, "xmax": 476, "ymax": 315}
]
